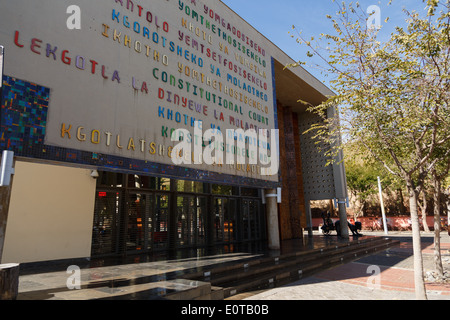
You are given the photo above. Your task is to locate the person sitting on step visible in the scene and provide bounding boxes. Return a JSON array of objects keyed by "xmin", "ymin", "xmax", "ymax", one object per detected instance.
[{"xmin": 335, "ymin": 220, "xmax": 363, "ymax": 236}]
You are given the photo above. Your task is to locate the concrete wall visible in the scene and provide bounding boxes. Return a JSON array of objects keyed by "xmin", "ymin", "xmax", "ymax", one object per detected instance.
[
  {"xmin": 1, "ymin": 161, "xmax": 96, "ymax": 264},
  {"xmin": 0, "ymin": 0, "xmax": 279, "ymax": 183}
]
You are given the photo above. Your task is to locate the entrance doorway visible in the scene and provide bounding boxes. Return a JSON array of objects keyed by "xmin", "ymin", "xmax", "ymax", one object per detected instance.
[
  {"xmin": 91, "ymin": 191, "xmax": 171, "ymax": 256},
  {"xmin": 90, "ymin": 172, "xmax": 266, "ymax": 258},
  {"xmin": 91, "ymin": 190, "xmax": 121, "ymax": 256},
  {"xmin": 213, "ymin": 198, "xmax": 237, "ymax": 243},
  {"xmin": 176, "ymin": 196, "xmax": 207, "ymax": 247},
  {"xmin": 242, "ymin": 199, "xmax": 262, "ymax": 241}
]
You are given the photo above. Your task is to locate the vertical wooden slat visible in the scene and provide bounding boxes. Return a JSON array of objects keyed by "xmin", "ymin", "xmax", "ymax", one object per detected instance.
[
  {"xmin": 283, "ymin": 107, "xmax": 302, "ymax": 238},
  {"xmin": 293, "ymin": 112, "xmax": 307, "ymax": 229},
  {"xmin": 276, "ymin": 102, "xmax": 292, "ymax": 240}
]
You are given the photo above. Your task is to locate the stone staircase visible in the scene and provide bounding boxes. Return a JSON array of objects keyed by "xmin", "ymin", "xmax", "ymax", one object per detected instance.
[
  {"xmin": 18, "ymin": 236, "xmax": 399, "ymax": 300},
  {"xmin": 177, "ymin": 236, "xmax": 400, "ymax": 300}
]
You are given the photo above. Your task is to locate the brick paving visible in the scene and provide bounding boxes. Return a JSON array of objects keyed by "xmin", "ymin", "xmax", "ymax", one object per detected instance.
[{"xmin": 245, "ymin": 231, "xmax": 450, "ymax": 300}]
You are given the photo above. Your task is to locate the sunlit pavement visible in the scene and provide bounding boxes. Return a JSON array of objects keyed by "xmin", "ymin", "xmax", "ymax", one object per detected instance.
[{"xmin": 244, "ymin": 231, "xmax": 450, "ymax": 300}]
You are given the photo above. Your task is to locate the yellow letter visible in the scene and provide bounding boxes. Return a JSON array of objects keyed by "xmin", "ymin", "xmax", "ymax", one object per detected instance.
[
  {"xmin": 149, "ymin": 142, "xmax": 156, "ymax": 154},
  {"xmin": 127, "ymin": 137, "xmax": 135, "ymax": 151},
  {"xmin": 61, "ymin": 123, "xmax": 72, "ymax": 139},
  {"xmin": 91, "ymin": 130, "xmax": 100, "ymax": 144}
]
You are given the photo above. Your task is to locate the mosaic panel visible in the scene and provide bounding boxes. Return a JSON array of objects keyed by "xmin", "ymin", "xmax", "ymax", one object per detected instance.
[{"xmin": 1, "ymin": 76, "xmax": 49, "ymax": 153}]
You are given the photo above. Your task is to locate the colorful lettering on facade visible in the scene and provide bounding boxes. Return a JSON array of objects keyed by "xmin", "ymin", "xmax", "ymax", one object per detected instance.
[{"xmin": 11, "ymin": 0, "xmax": 275, "ymax": 177}]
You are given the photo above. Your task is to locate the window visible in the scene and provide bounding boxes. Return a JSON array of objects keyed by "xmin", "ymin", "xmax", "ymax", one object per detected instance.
[
  {"xmin": 212, "ymin": 184, "xmax": 239, "ymax": 195},
  {"xmin": 176, "ymin": 180, "xmax": 206, "ymax": 193},
  {"xmin": 241, "ymin": 187, "xmax": 259, "ymax": 197},
  {"xmin": 127, "ymin": 175, "xmax": 170, "ymax": 191}
]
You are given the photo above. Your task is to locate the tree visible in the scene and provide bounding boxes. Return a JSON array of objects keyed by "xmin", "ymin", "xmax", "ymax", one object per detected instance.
[
  {"xmin": 429, "ymin": 144, "xmax": 450, "ymax": 278},
  {"xmin": 345, "ymin": 158, "xmax": 379, "ymax": 218},
  {"xmin": 345, "ymin": 144, "xmax": 388, "ymax": 218},
  {"xmin": 288, "ymin": 0, "xmax": 450, "ymax": 299}
]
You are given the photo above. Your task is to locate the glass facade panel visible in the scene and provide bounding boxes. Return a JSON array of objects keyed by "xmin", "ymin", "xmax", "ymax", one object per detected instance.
[
  {"xmin": 176, "ymin": 180, "xmax": 206, "ymax": 193},
  {"xmin": 196, "ymin": 197, "xmax": 207, "ymax": 246},
  {"xmin": 126, "ymin": 193, "xmax": 154, "ymax": 252},
  {"xmin": 242, "ymin": 199, "xmax": 263, "ymax": 241},
  {"xmin": 127, "ymin": 175, "xmax": 170, "ymax": 191},
  {"xmin": 213, "ymin": 198, "xmax": 237, "ymax": 243},
  {"xmin": 212, "ymin": 184, "xmax": 239, "ymax": 196},
  {"xmin": 126, "ymin": 193, "xmax": 145, "ymax": 252},
  {"xmin": 176, "ymin": 196, "xmax": 192, "ymax": 246},
  {"xmin": 241, "ymin": 187, "xmax": 259, "ymax": 197},
  {"xmin": 213, "ymin": 198, "xmax": 224, "ymax": 242},
  {"xmin": 225, "ymin": 199, "xmax": 237, "ymax": 242},
  {"xmin": 91, "ymin": 171, "xmax": 265, "ymax": 257},
  {"xmin": 97, "ymin": 172, "xmax": 124, "ymax": 188},
  {"xmin": 242, "ymin": 199, "xmax": 250, "ymax": 241},
  {"xmin": 153, "ymin": 194, "xmax": 169, "ymax": 250},
  {"xmin": 249, "ymin": 200, "xmax": 260, "ymax": 239},
  {"xmin": 91, "ymin": 191, "xmax": 120, "ymax": 256}
]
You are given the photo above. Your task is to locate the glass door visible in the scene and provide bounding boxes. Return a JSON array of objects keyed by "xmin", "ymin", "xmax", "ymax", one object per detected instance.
[
  {"xmin": 242, "ymin": 199, "xmax": 250, "ymax": 241},
  {"xmin": 213, "ymin": 197, "xmax": 237, "ymax": 243},
  {"xmin": 176, "ymin": 196, "xmax": 194, "ymax": 247},
  {"xmin": 213, "ymin": 198, "xmax": 225, "ymax": 243},
  {"xmin": 241, "ymin": 199, "xmax": 262, "ymax": 241},
  {"xmin": 225, "ymin": 199, "xmax": 237, "ymax": 242},
  {"xmin": 91, "ymin": 191, "xmax": 121, "ymax": 256},
  {"xmin": 153, "ymin": 193, "xmax": 169, "ymax": 250},
  {"xmin": 126, "ymin": 193, "xmax": 154, "ymax": 253},
  {"xmin": 249, "ymin": 199, "xmax": 260, "ymax": 240},
  {"xmin": 176, "ymin": 195, "xmax": 208, "ymax": 247},
  {"xmin": 196, "ymin": 196, "xmax": 207, "ymax": 246}
]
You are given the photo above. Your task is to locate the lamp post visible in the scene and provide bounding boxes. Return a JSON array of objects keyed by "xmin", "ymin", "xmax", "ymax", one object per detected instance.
[{"xmin": 377, "ymin": 176, "xmax": 388, "ymax": 235}]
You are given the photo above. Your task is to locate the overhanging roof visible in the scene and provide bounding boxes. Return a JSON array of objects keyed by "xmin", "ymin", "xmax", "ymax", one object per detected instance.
[{"xmin": 273, "ymin": 59, "xmax": 334, "ymax": 113}]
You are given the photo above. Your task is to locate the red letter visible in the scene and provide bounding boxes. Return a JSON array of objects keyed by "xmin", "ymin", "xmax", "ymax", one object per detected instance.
[
  {"xmin": 90, "ymin": 60, "xmax": 98, "ymax": 74},
  {"xmin": 158, "ymin": 88, "xmax": 165, "ymax": 99},
  {"xmin": 141, "ymin": 82, "xmax": 148, "ymax": 94},
  {"xmin": 14, "ymin": 30, "xmax": 24, "ymax": 48},
  {"xmin": 101, "ymin": 65, "xmax": 108, "ymax": 79},
  {"xmin": 61, "ymin": 50, "xmax": 71, "ymax": 64},
  {"xmin": 31, "ymin": 38, "xmax": 42, "ymax": 54}
]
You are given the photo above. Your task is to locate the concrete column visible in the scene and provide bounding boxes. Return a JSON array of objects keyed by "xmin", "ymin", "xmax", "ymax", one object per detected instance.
[
  {"xmin": 338, "ymin": 199, "xmax": 349, "ymax": 238},
  {"xmin": 305, "ymin": 199, "xmax": 313, "ymax": 237},
  {"xmin": 265, "ymin": 189, "xmax": 280, "ymax": 250}
]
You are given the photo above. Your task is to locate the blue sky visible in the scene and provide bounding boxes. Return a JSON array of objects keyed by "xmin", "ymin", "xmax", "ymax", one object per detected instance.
[{"xmin": 221, "ymin": 0, "xmax": 430, "ymax": 85}]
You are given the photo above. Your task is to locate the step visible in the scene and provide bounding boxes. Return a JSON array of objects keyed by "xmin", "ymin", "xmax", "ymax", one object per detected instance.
[
  {"xmin": 183, "ymin": 237, "xmax": 399, "ymax": 299},
  {"xmin": 183, "ymin": 236, "xmax": 390, "ymax": 282},
  {"xmin": 34, "ymin": 237, "xmax": 396, "ymax": 300},
  {"xmin": 220, "ymin": 238, "xmax": 400, "ymax": 298},
  {"xmin": 189, "ymin": 237, "xmax": 395, "ymax": 284}
]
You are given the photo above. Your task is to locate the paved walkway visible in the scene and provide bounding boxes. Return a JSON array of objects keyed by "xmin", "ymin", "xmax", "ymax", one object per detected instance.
[
  {"xmin": 15, "ymin": 234, "xmax": 378, "ymax": 300},
  {"xmin": 244, "ymin": 231, "xmax": 450, "ymax": 300},
  {"xmin": 14, "ymin": 231, "xmax": 450, "ymax": 300}
]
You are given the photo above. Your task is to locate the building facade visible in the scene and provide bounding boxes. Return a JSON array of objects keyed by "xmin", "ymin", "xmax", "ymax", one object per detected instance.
[{"xmin": 0, "ymin": 0, "xmax": 347, "ymax": 264}]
